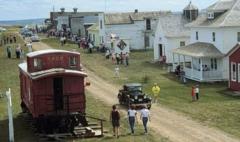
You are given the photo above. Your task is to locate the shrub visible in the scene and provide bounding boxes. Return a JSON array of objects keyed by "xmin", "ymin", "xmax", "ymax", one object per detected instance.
[{"xmin": 142, "ymin": 75, "xmax": 150, "ymax": 84}]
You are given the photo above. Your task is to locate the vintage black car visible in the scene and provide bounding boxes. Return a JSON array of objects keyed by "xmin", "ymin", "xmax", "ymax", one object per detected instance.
[{"xmin": 118, "ymin": 83, "xmax": 152, "ymax": 109}]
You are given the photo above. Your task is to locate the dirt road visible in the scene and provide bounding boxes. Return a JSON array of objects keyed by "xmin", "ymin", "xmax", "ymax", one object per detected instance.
[{"xmin": 32, "ymin": 42, "xmax": 240, "ymax": 142}]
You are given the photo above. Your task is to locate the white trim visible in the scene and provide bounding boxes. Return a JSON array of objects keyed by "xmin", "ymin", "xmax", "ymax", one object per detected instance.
[
  {"xmin": 238, "ymin": 63, "xmax": 240, "ymax": 83},
  {"xmin": 208, "ymin": 12, "xmax": 214, "ymax": 19},
  {"xmin": 231, "ymin": 62, "xmax": 237, "ymax": 82}
]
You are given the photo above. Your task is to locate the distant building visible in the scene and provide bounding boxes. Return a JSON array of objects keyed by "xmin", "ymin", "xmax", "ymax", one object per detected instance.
[
  {"xmin": 172, "ymin": 0, "xmax": 240, "ymax": 82},
  {"xmin": 153, "ymin": 2, "xmax": 198, "ymax": 63},
  {"xmin": 87, "ymin": 24, "xmax": 100, "ymax": 47},
  {"xmin": 49, "ymin": 8, "xmax": 102, "ymax": 37},
  {"xmin": 99, "ymin": 10, "xmax": 170, "ymax": 50}
]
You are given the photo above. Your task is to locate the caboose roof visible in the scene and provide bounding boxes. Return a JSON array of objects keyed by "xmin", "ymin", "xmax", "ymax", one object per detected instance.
[
  {"xmin": 27, "ymin": 49, "xmax": 80, "ymax": 58},
  {"xmin": 19, "ymin": 63, "xmax": 87, "ymax": 80}
]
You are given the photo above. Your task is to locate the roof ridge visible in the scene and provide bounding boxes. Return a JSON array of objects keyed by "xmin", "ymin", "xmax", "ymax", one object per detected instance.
[{"xmin": 220, "ymin": 0, "xmax": 239, "ymax": 26}]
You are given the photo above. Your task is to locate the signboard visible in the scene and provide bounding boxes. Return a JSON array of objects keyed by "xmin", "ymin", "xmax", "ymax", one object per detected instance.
[{"xmin": 112, "ymin": 39, "xmax": 130, "ymax": 54}]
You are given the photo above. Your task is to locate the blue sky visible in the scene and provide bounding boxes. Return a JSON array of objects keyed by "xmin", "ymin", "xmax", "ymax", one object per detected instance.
[{"xmin": 0, "ymin": 0, "xmax": 218, "ymax": 21}]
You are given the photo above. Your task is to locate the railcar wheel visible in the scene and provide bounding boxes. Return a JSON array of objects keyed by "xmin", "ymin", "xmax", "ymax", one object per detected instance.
[{"xmin": 20, "ymin": 102, "xmax": 27, "ymax": 113}]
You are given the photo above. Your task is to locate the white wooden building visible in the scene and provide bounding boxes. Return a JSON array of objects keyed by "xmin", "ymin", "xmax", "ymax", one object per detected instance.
[
  {"xmin": 153, "ymin": 2, "xmax": 198, "ymax": 63},
  {"xmin": 172, "ymin": 0, "xmax": 240, "ymax": 82},
  {"xmin": 52, "ymin": 8, "xmax": 102, "ymax": 37},
  {"xmin": 99, "ymin": 10, "xmax": 170, "ymax": 50}
]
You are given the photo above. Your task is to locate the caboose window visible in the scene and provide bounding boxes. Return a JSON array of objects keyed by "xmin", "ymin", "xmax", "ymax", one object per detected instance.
[
  {"xmin": 33, "ymin": 58, "xmax": 42, "ymax": 69},
  {"xmin": 69, "ymin": 56, "xmax": 77, "ymax": 67}
]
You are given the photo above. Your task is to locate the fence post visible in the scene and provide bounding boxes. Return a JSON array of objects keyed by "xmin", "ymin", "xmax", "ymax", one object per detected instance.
[{"xmin": 6, "ymin": 88, "xmax": 14, "ymax": 142}]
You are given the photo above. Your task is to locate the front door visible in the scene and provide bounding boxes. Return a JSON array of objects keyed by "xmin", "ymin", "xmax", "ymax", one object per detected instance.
[
  {"xmin": 53, "ymin": 77, "xmax": 64, "ymax": 111},
  {"xmin": 159, "ymin": 44, "xmax": 163, "ymax": 57}
]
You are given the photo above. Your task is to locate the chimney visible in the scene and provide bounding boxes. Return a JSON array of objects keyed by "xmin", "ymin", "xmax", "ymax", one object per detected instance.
[
  {"xmin": 134, "ymin": 9, "xmax": 138, "ymax": 13},
  {"xmin": 73, "ymin": 8, "xmax": 78, "ymax": 13},
  {"xmin": 60, "ymin": 8, "xmax": 65, "ymax": 13}
]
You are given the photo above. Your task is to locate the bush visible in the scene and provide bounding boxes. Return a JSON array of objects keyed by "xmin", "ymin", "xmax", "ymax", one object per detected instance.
[{"xmin": 142, "ymin": 75, "xmax": 150, "ymax": 84}]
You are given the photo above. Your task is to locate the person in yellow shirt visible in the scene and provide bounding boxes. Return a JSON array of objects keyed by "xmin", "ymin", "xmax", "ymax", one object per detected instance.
[{"xmin": 152, "ymin": 83, "xmax": 160, "ymax": 103}]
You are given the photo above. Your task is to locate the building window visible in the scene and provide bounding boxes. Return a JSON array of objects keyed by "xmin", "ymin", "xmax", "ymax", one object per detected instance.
[
  {"xmin": 212, "ymin": 32, "xmax": 215, "ymax": 42},
  {"xmin": 69, "ymin": 56, "xmax": 77, "ymax": 67},
  {"xmin": 146, "ymin": 19, "xmax": 151, "ymax": 30},
  {"xmin": 238, "ymin": 64, "xmax": 240, "ymax": 82},
  {"xmin": 33, "ymin": 58, "xmax": 42, "ymax": 69},
  {"xmin": 180, "ymin": 41, "xmax": 185, "ymax": 47},
  {"xmin": 93, "ymin": 34, "xmax": 95, "ymax": 42},
  {"xmin": 145, "ymin": 36, "xmax": 150, "ymax": 47},
  {"xmin": 88, "ymin": 33, "xmax": 91, "ymax": 41},
  {"xmin": 238, "ymin": 32, "xmax": 240, "ymax": 42},
  {"xmin": 196, "ymin": 31, "xmax": 198, "ymax": 40},
  {"xmin": 211, "ymin": 58, "xmax": 217, "ymax": 70},
  {"xmin": 100, "ymin": 20, "xmax": 103, "ymax": 29},
  {"xmin": 231, "ymin": 62, "xmax": 236, "ymax": 81},
  {"xmin": 208, "ymin": 12, "xmax": 214, "ymax": 19},
  {"xmin": 101, "ymin": 36, "xmax": 104, "ymax": 43}
]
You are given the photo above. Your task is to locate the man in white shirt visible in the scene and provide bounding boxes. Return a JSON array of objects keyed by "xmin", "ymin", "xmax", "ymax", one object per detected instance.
[
  {"xmin": 114, "ymin": 65, "xmax": 120, "ymax": 78},
  {"xmin": 128, "ymin": 105, "xmax": 137, "ymax": 134},
  {"xmin": 140, "ymin": 105, "xmax": 150, "ymax": 134},
  {"xmin": 195, "ymin": 85, "xmax": 199, "ymax": 100},
  {"xmin": 26, "ymin": 42, "xmax": 32, "ymax": 52}
]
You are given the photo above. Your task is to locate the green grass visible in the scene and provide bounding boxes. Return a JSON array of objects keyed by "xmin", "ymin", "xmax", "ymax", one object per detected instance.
[
  {"xmin": 0, "ymin": 33, "xmax": 36, "ymax": 142},
  {"xmin": 42, "ymin": 37, "xmax": 240, "ymax": 138},
  {"xmin": 77, "ymin": 92, "xmax": 169, "ymax": 142},
  {"xmin": 0, "ymin": 33, "xmax": 169, "ymax": 141}
]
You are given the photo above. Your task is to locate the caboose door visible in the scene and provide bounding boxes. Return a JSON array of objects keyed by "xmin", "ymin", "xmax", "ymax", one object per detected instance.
[{"xmin": 53, "ymin": 77, "xmax": 64, "ymax": 111}]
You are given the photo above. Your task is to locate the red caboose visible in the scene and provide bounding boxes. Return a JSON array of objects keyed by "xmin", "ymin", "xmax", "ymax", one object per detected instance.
[
  {"xmin": 228, "ymin": 43, "xmax": 240, "ymax": 91},
  {"xmin": 19, "ymin": 49, "xmax": 88, "ymax": 133}
]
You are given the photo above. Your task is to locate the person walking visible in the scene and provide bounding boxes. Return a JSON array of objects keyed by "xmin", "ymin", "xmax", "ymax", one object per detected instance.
[
  {"xmin": 140, "ymin": 105, "xmax": 150, "ymax": 134},
  {"xmin": 26, "ymin": 42, "xmax": 32, "ymax": 52},
  {"xmin": 60, "ymin": 36, "xmax": 64, "ymax": 46},
  {"xmin": 15, "ymin": 44, "xmax": 21, "ymax": 59},
  {"xmin": 125, "ymin": 52, "xmax": 129, "ymax": 66},
  {"xmin": 116, "ymin": 53, "xmax": 120, "ymax": 65},
  {"xmin": 191, "ymin": 86, "xmax": 196, "ymax": 101},
  {"xmin": 6, "ymin": 45, "xmax": 12, "ymax": 58},
  {"xmin": 128, "ymin": 105, "xmax": 137, "ymax": 134},
  {"xmin": 110, "ymin": 105, "xmax": 120, "ymax": 138},
  {"xmin": 152, "ymin": 83, "xmax": 160, "ymax": 103},
  {"xmin": 114, "ymin": 65, "xmax": 120, "ymax": 78},
  {"xmin": 195, "ymin": 85, "xmax": 200, "ymax": 100}
]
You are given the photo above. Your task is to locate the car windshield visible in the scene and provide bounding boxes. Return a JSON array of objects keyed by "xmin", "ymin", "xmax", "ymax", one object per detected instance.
[{"xmin": 127, "ymin": 86, "xmax": 142, "ymax": 92}]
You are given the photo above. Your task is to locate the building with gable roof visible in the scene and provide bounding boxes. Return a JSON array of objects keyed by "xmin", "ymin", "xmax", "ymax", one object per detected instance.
[
  {"xmin": 153, "ymin": 2, "xmax": 198, "ymax": 63},
  {"xmin": 87, "ymin": 24, "xmax": 100, "ymax": 47},
  {"xmin": 98, "ymin": 10, "xmax": 170, "ymax": 50},
  {"xmin": 49, "ymin": 8, "xmax": 102, "ymax": 37},
  {"xmin": 172, "ymin": 0, "xmax": 240, "ymax": 82}
]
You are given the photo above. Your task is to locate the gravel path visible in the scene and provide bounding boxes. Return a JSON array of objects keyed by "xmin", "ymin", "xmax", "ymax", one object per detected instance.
[{"xmin": 32, "ymin": 41, "xmax": 240, "ymax": 142}]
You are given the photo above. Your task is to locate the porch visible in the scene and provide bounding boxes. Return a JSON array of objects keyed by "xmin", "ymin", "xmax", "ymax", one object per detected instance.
[{"xmin": 172, "ymin": 42, "xmax": 225, "ymax": 82}]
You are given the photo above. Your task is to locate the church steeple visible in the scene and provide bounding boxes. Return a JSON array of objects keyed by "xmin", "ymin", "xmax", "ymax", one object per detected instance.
[{"xmin": 183, "ymin": 1, "xmax": 199, "ymax": 22}]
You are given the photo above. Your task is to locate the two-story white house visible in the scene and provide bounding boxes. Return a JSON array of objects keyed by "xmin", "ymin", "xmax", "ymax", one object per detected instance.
[
  {"xmin": 153, "ymin": 2, "xmax": 198, "ymax": 63},
  {"xmin": 172, "ymin": 0, "xmax": 240, "ymax": 82},
  {"xmin": 99, "ymin": 10, "xmax": 170, "ymax": 50}
]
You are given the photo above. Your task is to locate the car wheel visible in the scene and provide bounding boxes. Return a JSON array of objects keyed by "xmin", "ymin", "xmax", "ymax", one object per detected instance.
[{"xmin": 118, "ymin": 94, "xmax": 123, "ymax": 105}]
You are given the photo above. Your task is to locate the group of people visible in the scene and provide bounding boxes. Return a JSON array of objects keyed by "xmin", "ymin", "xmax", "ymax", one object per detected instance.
[
  {"xmin": 110, "ymin": 52, "xmax": 129, "ymax": 66},
  {"xmin": 110, "ymin": 104, "xmax": 150, "ymax": 138},
  {"xmin": 0, "ymin": 35, "xmax": 17, "ymax": 46},
  {"xmin": 6, "ymin": 44, "xmax": 23, "ymax": 59}
]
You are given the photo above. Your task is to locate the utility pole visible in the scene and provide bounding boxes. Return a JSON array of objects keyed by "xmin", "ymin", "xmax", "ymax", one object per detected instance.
[{"xmin": 6, "ymin": 88, "xmax": 14, "ymax": 142}]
